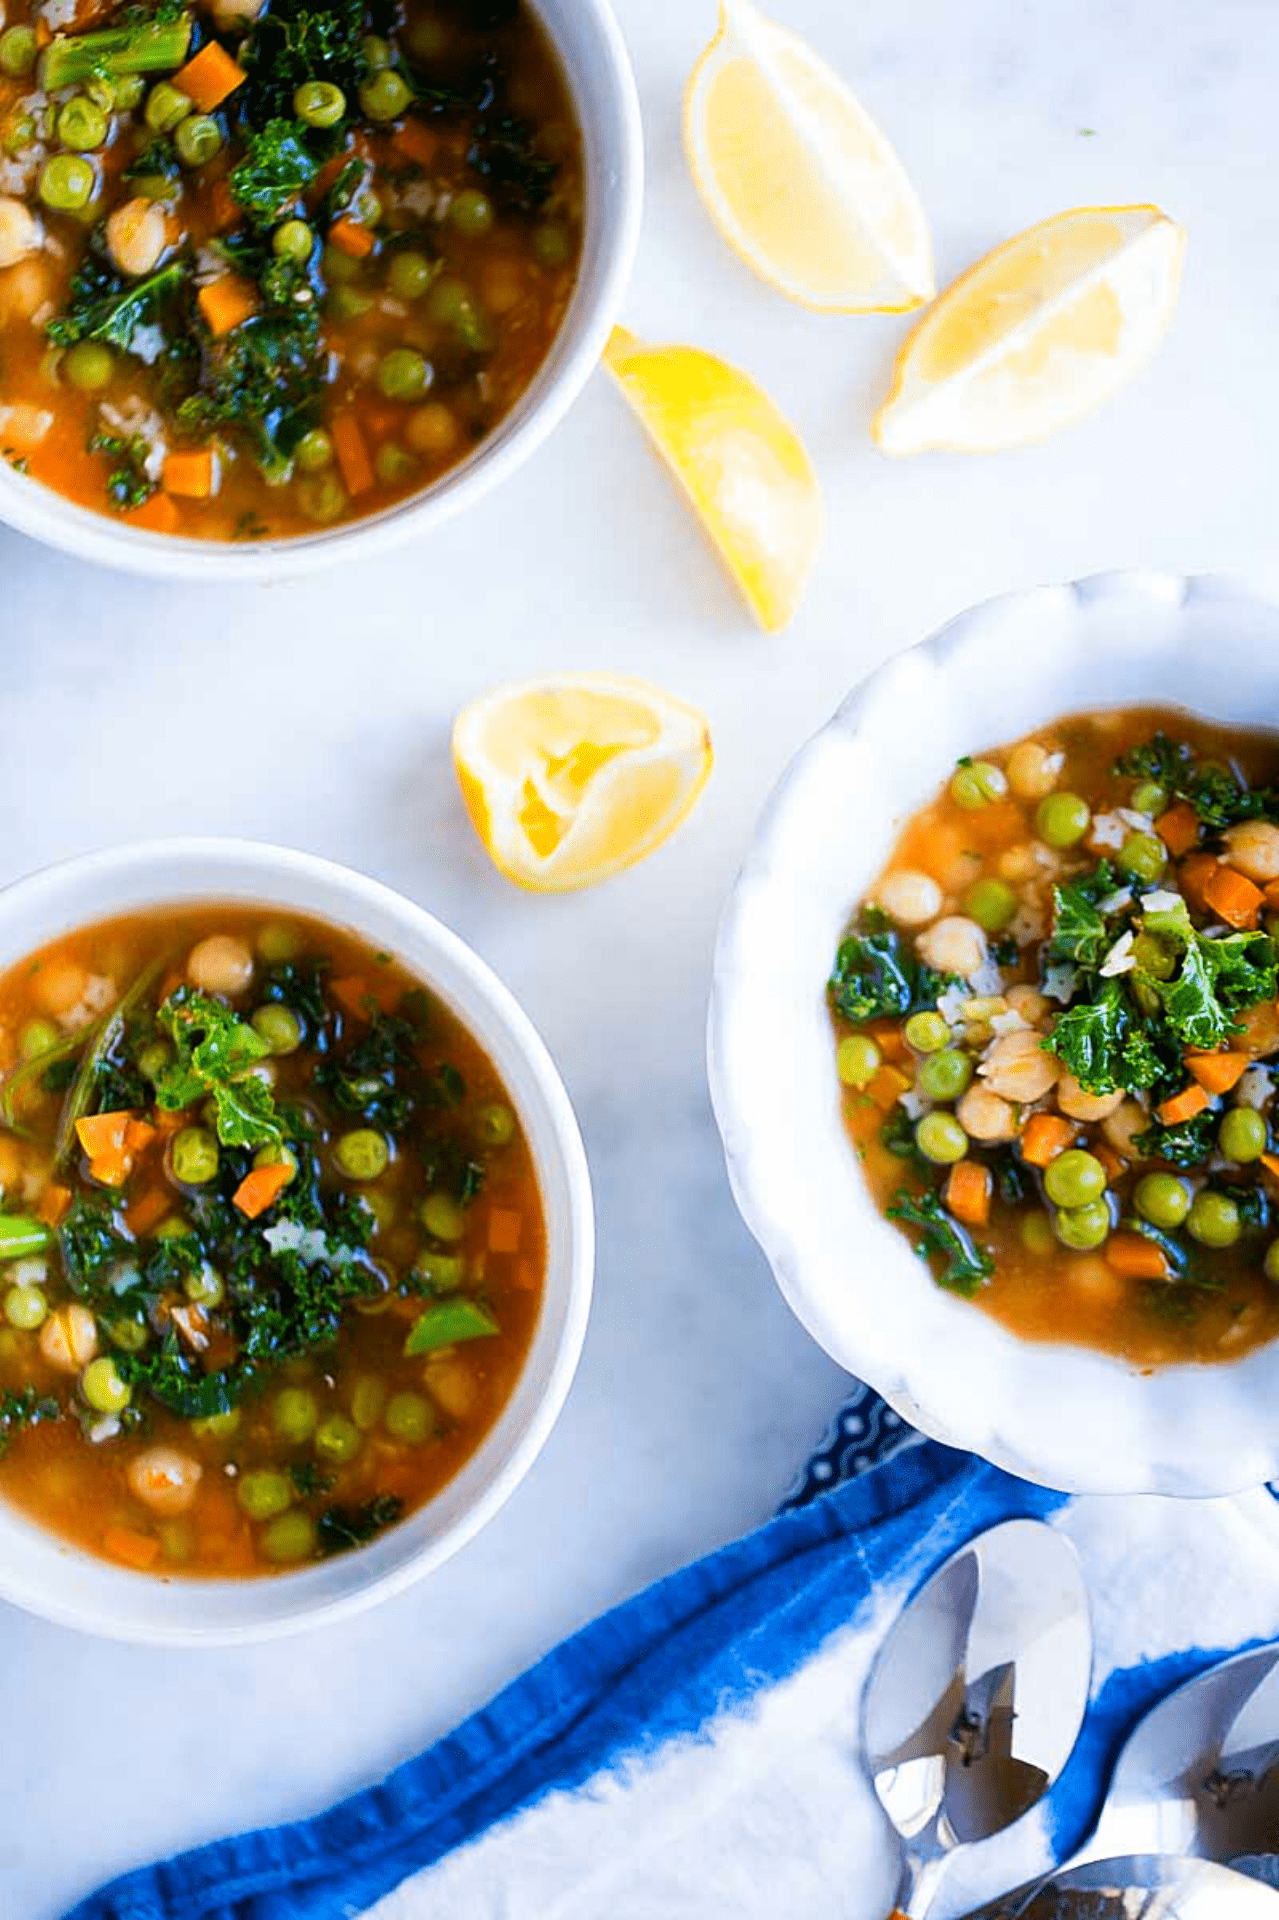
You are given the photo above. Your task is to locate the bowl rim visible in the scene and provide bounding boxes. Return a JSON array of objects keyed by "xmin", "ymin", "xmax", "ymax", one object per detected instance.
[
  {"xmin": 0, "ymin": 0, "xmax": 644, "ymax": 582},
  {"xmin": 708, "ymin": 569, "xmax": 1279, "ymax": 1498},
  {"xmin": 0, "ymin": 836, "xmax": 594, "ymax": 1642}
]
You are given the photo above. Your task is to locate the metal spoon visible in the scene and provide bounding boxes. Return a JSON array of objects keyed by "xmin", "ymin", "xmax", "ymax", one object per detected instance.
[
  {"xmin": 862, "ymin": 1518, "xmax": 1093, "ymax": 1920},
  {"xmin": 992, "ymin": 1853, "xmax": 1279, "ymax": 1918}
]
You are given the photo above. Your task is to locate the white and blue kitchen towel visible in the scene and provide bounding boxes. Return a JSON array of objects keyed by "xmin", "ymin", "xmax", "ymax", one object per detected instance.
[{"xmin": 67, "ymin": 1389, "xmax": 1279, "ymax": 1920}]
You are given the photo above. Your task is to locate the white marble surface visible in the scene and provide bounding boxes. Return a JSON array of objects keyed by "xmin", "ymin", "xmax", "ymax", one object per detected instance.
[{"xmin": 2, "ymin": 0, "xmax": 1279, "ymax": 1911}]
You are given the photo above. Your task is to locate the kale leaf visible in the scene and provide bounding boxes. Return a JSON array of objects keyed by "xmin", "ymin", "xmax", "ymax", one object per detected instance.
[
  {"xmin": 316, "ymin": 1493, "xmax": 404, "ymax": 1556},
  {"xmin": 58, "ymin": 1199, "xmax": 132, "ymax": 1299},
  {"xmin": 314, "ymin": 1009, "xmax": 425, "ymax": 1133},
  {"xmin": 179, "ymin": 307, "xmax": 323, "ymax": 482},
  {"xmin": 88, "ymin": 432, "xmax": 158, "ymax": 511},
  {"xmin": 230, "ymin": 119, "xmax": 321, "ymax": 229},
  {"xmin": 1043, "ymin": 978, "xmax": 1151, "ymax": 1095},
  {"xmin": 466, "ymin": 115, "xmax": 556, "ymax": 214},
  {"xmin": 886, "ymin": 1187, "xmax": 993, "ymax": 1298},
  {"xmin": 829, "ymin": 924, "xmax": 954, "ymax": 1027},
  {"xmin": 1115, "ymin": 733, "xmax": 1277, "ymax": 831},
  {"xmin": 0, "ymin": 1387, "xmax": 60, "ymax": 1456},
  {"xmin": 120, "ymin": 1334, "xmax": 242, "ymax": 1420},
  {"xmin": 1131, "ymin": 1110, "xmax": 1218, "ymax": 1168},
  {"xmin": 241, "ymin": 0, "xmax": 367, "ymax": 125},
  {"xmin": 48, "ymin": 256, "xmax": 189, "ymax": 363},
  {"xmin": 1154, "ymin": 930, "xmax": 1276, "ymax": 1052},
  {"xmin": 154, "ymin": 989, "xmax": 283, "ymax": 1149},
  {"xmin": 260, "ymin": 959, "xmax": 331, "ymax": 1035},
  {"xmin": 1047, "ymin": 862, "xmax": 1118, "ymax": 968}
]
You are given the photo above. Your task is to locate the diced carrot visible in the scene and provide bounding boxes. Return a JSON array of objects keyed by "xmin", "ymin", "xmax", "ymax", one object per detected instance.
[
  {"xmin": 1185, "ymin": 1051, "xmax": 1250, "ymax": 1095},
  {"xmin": 174, "ymin": 40, "xmax": 246, "ymax": 111},
  {"xmin": 1157, "ymin": 1083, "xmax": 1211, "ymax": 1126},
  {"xmin": 866, "ymin": 1066, "xmax": 911, "ymax": 1112},
  {"xmin": 1261, "ymin": 1154, "xmax": 1279, "ymax": 1185},
  {"xmin": 163, "ymin": 448, "xmax": 218, "ymax": 500},
  {"xmin": 125, "ymin": 1185, "xmax": 170, "ymax": 1237},
  {"xmin": 329, "ymin": 215, "xmax": 375, "ymax": 259},
  {"xmin": 1203, "ymin": 864, "xmax": 1264, "ymax": 930},
  {"xmin": 232, "ymin": 1162, "xmax": 294, "ymax": 1220},
  {"xmin": 944, "ymin": 1160, "xmax": 991, "ymax": 1229},
  {"xmin": 391, "ymin": 118, "xmax": 438, "ymax": 167},
  {"xmin": 1105, "ymin": 1232, "xmax": 1171, "ymax": 1282},
  {"xmin": 76, "ymin": 1112, "xmax": 131, "ymax": 1160},
  {"xmin": 198, "ymin": 273, "xmax": 257, "ymax": 339},
  {"xmin": 488, "ymin": 1208, "xmax": 523, "ymax": 1254},
  {"xmin": 331, "ymin": 412, "xmax": 374, "ymax": 497},
  {"xmin": 125, "ymin": 1117, "xmax": 158, "ymax": 1153},
  {"xmin": 867, "ymin": 1022, "xmax": 907, "ymax": 1063},
  {"xmin": 126, "ymin": 492, "xmax": 180, "ymax": 535},
  {"xmin": 1019, "ymin": 1112, "xmax": 1075, "ymax": 1168},
  {"xmin": 34, "ymin": 16, "xmax": 51, "ymax": 47},
  {"xmin": 208, "ymin": 177, "xmax": 238, "ymax": 232},
  {"xmin": 1178, "ymin": 852, "xmax": 1220, "ymax": 913},
  {"xmin": 152, "ymin": 1106, "xmax": 188, "ymax": 1136},
  {"xmin": 1154, "ymin": 801, "xmax": 1200, "ymax": 859},
  {"xmin": 36, "ymin": 1183, "xmax": 71, "ymax": 1228},
  {"xmin": 311, "ymin": 151, "xmax": 351, "ymax": 202},
  {"xmin": 1264, "ymin": 879, "xmax": 1279, "ymax": 910},
  {"xmin": 511, "ymin": 1259, "xmax": 538, "ymax": 1291},
  {"xmin": 102, "ymin": 1525, "xmax": 161, "ymax": 1571},
  {"xmin": 90, "ymin": 1153, "xmax": 131, "ymax": 1189},
  {"xmin": 1093, "ymin": 1143, "xmax": 1124, "ymax": 1183},
  {"xmin": 330, "ymin": 972, "xmax": 402, "ymax": 1018}
]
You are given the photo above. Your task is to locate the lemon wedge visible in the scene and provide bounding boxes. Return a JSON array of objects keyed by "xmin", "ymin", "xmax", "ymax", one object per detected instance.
[
  {"xmin": 683, "ymin": 0, "xmax": 933, "ymax": 313},
  {"xmin": 453, "ymin": 675, "xmax": 713, "ymax": 893},
  {"xmin": 873, "ymin": 204, "xmax": 1185, "ymax": 455},
  {"xmin": 603, "ymin": 326, "xmax": 821, "ymax": 633}
]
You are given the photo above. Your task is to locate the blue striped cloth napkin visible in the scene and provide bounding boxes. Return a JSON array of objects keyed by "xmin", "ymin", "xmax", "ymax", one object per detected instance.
[{"xmin": 66, "ymin": 1386, "xmax": 1279, "ymax": 1920}]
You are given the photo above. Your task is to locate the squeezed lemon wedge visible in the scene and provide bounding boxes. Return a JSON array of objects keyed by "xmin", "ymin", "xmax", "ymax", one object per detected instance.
[
  {"xmin": 453, "ymin": 675, "xmax": 713, "ymax": 893},
  {"xmin": 603, "ymin": 326, "xmax": 821, "ymax": 633},
  {"xmin": 683, "ymin": 0, "xmax": 933, "ymax": 312},
  {"xmin": 873, "ymin": 204, "xmax": 1186, "ymax": 455}
]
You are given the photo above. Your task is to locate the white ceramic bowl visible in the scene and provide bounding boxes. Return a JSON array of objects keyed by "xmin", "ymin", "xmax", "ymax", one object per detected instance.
[
  {"xmin": 0, "ymin": 839, "xmax": 593, "ymax": 1641},
  {"xmin": 0, "ymin": 0, "xmax": 642, "ymax": 581},
  {"xmin": 709, "ymin": 571, "xmax": 1279, "ymax": 1498}
]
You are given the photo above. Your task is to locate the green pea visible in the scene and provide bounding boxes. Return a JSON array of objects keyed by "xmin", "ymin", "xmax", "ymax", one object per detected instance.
[
  {"xmin": 294, "ymin": 80, "xmax": 346, "ymax": 128},
  {"xmin": 322, "ymin": 241, "xmax": 363, "ymax": 285},
  {"xmin": 174, "ymin": 112, "xmax": 222, "ymax": 167},
  {"xmin": 251, "ymin": 1003, "xmax": 302, "ymax": 1054},
  {"xmin": 384, "ymin": 1390, "xmax": 434, "ymax": 1443},
  {"xmin": 103, "ymin": 1312, "xmax": 149, "ymax": 1352},
  {"xmin": 1118, "ymin": 832, "xmax": 1166, "ymax": 885},
  {"xmin": 902, "ymin": 1011, "xmax": 947, "ymax": 1054},
  {"xmin": 294, "ymin": 428, "xmax": 334, "ymax": 473},
  {"xmin": 1187, "ymin": 1191, "xmax": 1242, "ymax": 1249},
  {"xmin": 375, "ymin": 441, "xmax": 417, "ymax": 486},
  {"xmin": 534, "ymin": 223, "xmax": 571, "ymax": 268},
  {"xmin": 159, "ymin": 1521, "xmax": 193, "ymax": 1562},
  {"xmin": 378, "ymin": 346, "xmax": 430, "ymax": 401},
  {"xmin": 81, "ymin": 1355, "xmax": 130, "ymax": 1413},
  {"xmin": 964, "ymin": 878, "xmax": 1017, "ymax": 933},
  {"xmin": 1054, "ymin": 1200, "xmax": 1111, "ymax": 1250},
  {"xmin": 1132, "ymin": 781, "xmax": 1167, "ymax": 817},
  {"xmin": 388, "ymin": 248, "xmax": 433, "ymax": 300},
  {"xmin": 407, "ymin": 15, "xmax": 449, "ymax": 58},
  {"xmin": 474, "ymin": 1101, "xmax": 516, "ymax": 1148},
  {"xmin": 256, "ymin": 922, "xmax": 300, "ymax": 964},
  {"xmin": 1131, "ymin": 932, "xmax": 1176, "ymax": 981},
  {"xmin": 4, "ymin": 1284, "xmax": 46, "ymax": 1330},
  {"xmin": 238, "ymin": 1469, "xmax": 294, "ymax": 1520},
  {"xmin": 152, "ymin": 1215, "xmax": 191, "ymax": 1240},
  {"xmin": 449, "ymin": 187, "xmax": 493, "ymax": 236},
  {"xmin": 425, "ymin": 274, "xmax": 492, "ymax": 351},
  {"xmin": 421, "ymin": 1192, "xmax": 466, "ymax": 1242},
  {"xmin": 114, "ymin": 72, "xmax": 146, "ymax": 111},
  {"xmin": 272, "ymin": 217, "xmax": 314, "ymax": 263},
  {"xmin": 361, "ymin": 32, "xmax": 393, "ymax": 68},
  {"xmin": 1220, "ymin": 1106, "xmax": 1267, "ymax": 1164},
  {"xmin": 1265, "ymin": 1240, "xmax": 1279, "ymax": 1286},
  {"xmin": 360, "ymin": 1189, "xmax": 395, "ymax": 1232},
  {"xmin": 315, "ymin": 1412, "xmax": 361, "ymax": 1463},
  {"xmin": 63, "ymin": 339, "xmax": 114, "ymax": 391},
  {"xmin": 836, "ymin": 1033, "xmax": 881, "ymax": 1089},
  {"xmin": 144, "ymin": 80, "xmax": 192, "ymax": 133},
  {"xmin": 413, "ymin": 1250, "xmax": 466, "ymax": 1292},
  {"xmin": 949, "ymin": 760, "xmax": 1006, "ymax": 810},
  {"xmin": 332, "ymin": 285, "xmax": 374, "ymax": 320},
  {"xmin": 918, "ymin": 1049, "xmax": 974, "ymax": 1102},
  {"xmin": 359, "ymin": 68, "xmax": 411, "ymax": 121},
  {"xmin": 353, "ymin": 185, "xmax": 382, "ymax": 227},
  {"xmin": 915, "ymin": 1112, "xmax": 968, "ymax": 1165},
  {"xmin": 38, "ymin": 154, "xmax": 96, "ymax": 212},
  {"xmin": 57, "ymin": 95, "xmax": 109, "ymax": 152},
  {"xmin": 171, "ymin": 1126, "xmax": 219, "ymax": 1186},
  {"xmin": 1036, "ymin": 792, "xmax": 1092, "ymax": 849},
  {"xmin": 261, "ymin": 1510, "xmax": 317, "ymax": 1563},
  {"xmin": 273, "ymin": 1386, "xmax": 318, "ymax": 1443},
  {"xmin": 1134, "ymin": 1171, "xmax": 1191, "ymax": 1229},
  {"xmin": 1043, "ymin": 1149, "xmax": 1108, "ymax": 1209},
  {"xmin": 191, "ymin": 1408, "xmax": 240, "ymax": 1440},
  {"xmin": 350, "ymin": 1374, "xmax": 386, "ymax": 1431},
  {"xmin": 183, "ymin": 1265, "xmax": 225, "ymax": 1309},
  {"xmin": 0, "ymin": 24, "xmax": 37, "ymax": 76},
  {"xmin": 1020, "ymin": 1212, "xmax": 1055, "ymax": 1256},
  {"xmin": 297, "ymin": 473, "xmax": 347, "ymax": 523},
  {"xmin": 335, "ymin": 1129, "xmax": 389, "ymax": 1182},
  {"xmin": 19, "ymin": 1017, "xmax": 59, "ymax": 1061}
]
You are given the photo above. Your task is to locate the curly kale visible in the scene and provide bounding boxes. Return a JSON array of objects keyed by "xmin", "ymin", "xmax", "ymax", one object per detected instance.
[
  {"xmin": 88, "ymin": 432, "xmax": 158, "ymax": 511},
  {"xmin": 1115, "ymin": 733, "xmax": 1279, "ymax": 831},
  {"xmin": 230, "ymin": 119, "xmax": 321, "ymax": 229},
  {"xmin": 241, "ymin": 0, "xmax": 367, "ymax": 125},
  {"xmin": 316, "ymin": 1493, "xmax": 404, "ymax": 1556},
  {"xmin": 0, "ymin": 1387, "xmax": 61, "ymax": 1457},
  {"xmin": 154, "ymin": 989, "xmax": 283, "ymax": 1149},
  {"xmin": 887, "ymin": 1188, "xmax": 993, "ymax": 1297},
  {"xmin": 48, "ymin": 255, "xmax": 189, "ymax": 363},
  {"xmin": 179, "ymin": 306, "xmax": 324, "ymax": 482},
  {"xmin": 829, "ymin": 916, "xmax": 956, "ymax": 1028},
  {"xmin": 1131, "ymin": 1110, "xmax": 1218, "ymax": 1169}
]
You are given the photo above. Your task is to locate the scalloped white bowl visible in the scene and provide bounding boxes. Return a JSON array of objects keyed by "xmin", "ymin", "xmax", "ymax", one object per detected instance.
[{"xmin": 709, "ymin": 571, "xmax": 1279, "ymax": 1497}]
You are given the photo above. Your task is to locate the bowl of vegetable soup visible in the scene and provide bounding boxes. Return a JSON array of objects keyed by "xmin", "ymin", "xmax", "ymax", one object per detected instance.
[
  {"xmin": 709, "ymin": 572, "xmax": 1279, "ymax": 1497},
  {"xmin": 0, "ymin": 837, "xmax": 592, "ymax": 1641},
  {"xmin": 0, "ymin": 0, "xmax": 641, "ymax": 576}
]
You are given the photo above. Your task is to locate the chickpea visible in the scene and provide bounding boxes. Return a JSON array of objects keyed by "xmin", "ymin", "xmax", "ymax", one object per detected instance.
[
  {"xmin": 956, "ymin": 1084, "xmax": 1017, "ymax": 1142},
  {"xmin": 1069, "ymin": 1255, "xmax": 1126, "ymax": 1309},
  {"xmin": 105, "ymin": 197, "xmax": 169, "ymax": 279},
  {"xmin": 208, "ymin": 0, "xmax": 265, "ymax": 27},
  {"xmin": 127, "ymin": 1445, "xmax": 202, "ymax": 1516},
  {"xmin": 998, "ymin": 845, "xmax": 1040, "ymax": 882},
  {"xmin": 0, "ymin": 256, "xmax": 51, "ymax": 324},
  {"xmin": 424, "ymin": 1353, "xmax": 480, "ymax": 1422},
  {"xmin": 876, "ymin": 869, "xmax": 942, "ymax": 928},
  {"xmin": 1007, "ymin": 984, "xmax": 1049, "ymax": 1024},
  {"xmin": 187, "ymin": 934, "xmax": 254, "ymax": 996},
  {"xmin": 1056, "ymin": 1072, "xmax": 1125, "ymax": 1122},
  {"xmin": 32, "ymin": 961, "xmax": 89, "ymax": 1019},
  {"xmin": 978, "ymin": 1028, "xmax": 1059, "ymax": 1102},
  {"xmin": 1237, "ymin": 1001, "xmax": 1279, "ymax": 1058},
  {"xmin": 1101, "ymin": 1097, "xmax": 1147, "ymax": 1159},
  {"xmin": 405, "ymin": 402, "xmax": 460, "ymax": 457},
  {"xmin": 482, "ymin": 261, "xmax": 523, "ymax": 313},
  {"xmin": 916, "ymin": 915, "xmax": 988, "ymax": 980},
  {"xmin": 39, "ymin": 1303, "xmax": 97, "ymax": 1373},
  {"xmin": 0, "ymin": 195, "xmax": 39, "ymax": 271},
  {"xmin": 1006, "ymin": 741, "xmax": 1064, "ymax": 802},
  {"xmin": 1222, "ymin": 820, "xmax": 1279, "ymax": 884}
]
